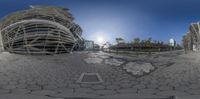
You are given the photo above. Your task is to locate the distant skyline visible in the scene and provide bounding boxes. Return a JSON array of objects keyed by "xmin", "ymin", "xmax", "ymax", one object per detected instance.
[{"xmin": 1, "ymin": 0, "xmax": 200, "ymax": 45}]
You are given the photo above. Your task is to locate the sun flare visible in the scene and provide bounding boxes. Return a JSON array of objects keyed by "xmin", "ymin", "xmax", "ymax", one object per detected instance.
[{"xmin": 97, "ymin": 36, "xmax": 104, "ymax": 44}]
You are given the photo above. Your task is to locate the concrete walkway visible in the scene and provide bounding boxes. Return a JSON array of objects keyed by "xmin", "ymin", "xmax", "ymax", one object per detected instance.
[{"xmin": 0, "ymin": 50, "xmax": 199, "ymax": 99}]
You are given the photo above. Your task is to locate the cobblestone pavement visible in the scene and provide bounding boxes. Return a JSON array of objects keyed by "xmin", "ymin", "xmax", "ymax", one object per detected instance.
[{"xmin": 0, "ymin": 50, "xmax": 199, "ymax": 99}]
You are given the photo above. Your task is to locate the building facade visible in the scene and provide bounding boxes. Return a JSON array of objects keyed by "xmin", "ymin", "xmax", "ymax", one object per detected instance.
[
  {"xmin": 169, "ymin": 38, "xmax": 176, "ymax": 47},
  {"xmin": 169, "ymin": 38, "xmax": 176, "ymax": 50},
  {"xmin": 183, "ymin": 22, "xmax": 200, "ymax": 52},
  {"xmin": 84, "ymin": 40, "xmax": 94, "ymax": 50},
  {"xmin": 0, "ymin": 5, "xmax": 83, "ymax": 54}
]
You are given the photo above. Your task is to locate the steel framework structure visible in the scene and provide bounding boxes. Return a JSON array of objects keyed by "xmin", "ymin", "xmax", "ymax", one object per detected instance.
[
  {"xmin": 0, "ymin": 5, "xmax": 83, "ymax": 54},
  {"xmin": 183, "ymin": 22, "xmax": 200, "ymax": 51}
]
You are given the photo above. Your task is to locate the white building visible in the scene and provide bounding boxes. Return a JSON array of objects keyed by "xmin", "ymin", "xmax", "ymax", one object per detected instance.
[
  {"xmin": 169, "ymin": 38, "xmax": 176, "ymax": 47},
  {"xmin": 102, "ymin": 42, "xmax": 111, "ymax": 49},
  {"xmin": 84, "ymin": 40, "xmax": 94, "ymax": 50}
]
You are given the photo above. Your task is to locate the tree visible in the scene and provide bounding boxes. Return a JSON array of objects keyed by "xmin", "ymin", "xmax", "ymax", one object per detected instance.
[
  {"xmin": 116, "ymin": 38, "xmax": 124, "ymax": 44},
  {"xmin": 153, "ymin": 40, "xmax": 159, "ymax": 44},
  {"xmin": 160, "ymin": 41, "xmax": 164, "ymax": 45},
  {"xmin": 146, "ymin": 37, "xmax": 152, "ymax": 44},
  {"xmin": 132, "ymin": 38, "xmax": 140, "ymax": 44}
]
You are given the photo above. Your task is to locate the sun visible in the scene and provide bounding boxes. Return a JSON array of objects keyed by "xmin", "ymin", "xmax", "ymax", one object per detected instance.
[{"xmin": 97, "ymin": 36, "xmax": 104, "ymax": 44}]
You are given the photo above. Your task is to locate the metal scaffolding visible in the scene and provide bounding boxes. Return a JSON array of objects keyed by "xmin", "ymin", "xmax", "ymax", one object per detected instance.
[
  {"xmin": 0, "ymin": 5, "xmax": 83, "ymax": 54},
  {"xmin": 183, "ymin": 22, "xmax": 200, "ymax": 52}
]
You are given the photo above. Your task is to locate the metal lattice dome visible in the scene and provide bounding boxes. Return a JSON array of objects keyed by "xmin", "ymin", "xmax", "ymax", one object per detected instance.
[{"xmin": 0, "ymin": 5, "xmax": 83, "ymax": 54}]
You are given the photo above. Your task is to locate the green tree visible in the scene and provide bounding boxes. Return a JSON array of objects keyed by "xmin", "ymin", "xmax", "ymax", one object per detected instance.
[
  {"xmin": 116, "ymin": 38, "xmax": 124, "ymax": 44},
  {"xmin": 115, "ymin": 38, "xmax": 124, "ymax": 54},
  {"xmin": 144, "ymin": 37, "xmax": 152, "ymax": 46},
  {"xmin": 147, "ymin": 37, "xmax": 152, "ymax": 44},
  {"xmin": 132, "ymin": 38, "xmax": 140, "ymax": 44}
]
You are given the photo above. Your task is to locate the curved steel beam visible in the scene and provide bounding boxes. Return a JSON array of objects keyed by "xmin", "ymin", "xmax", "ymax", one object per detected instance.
[
  {"xmin": 0, "ymin": 19, "xmax": 76, "ymax": 42},
  {"xmin": 0, "ymin": 19, "xmax": 78, "ymax": 53}
]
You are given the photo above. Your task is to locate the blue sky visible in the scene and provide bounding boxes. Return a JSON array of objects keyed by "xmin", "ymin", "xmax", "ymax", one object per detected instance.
[{"xmin": 1, "ymin": 0, "xmax": 200, "ymax": 45}]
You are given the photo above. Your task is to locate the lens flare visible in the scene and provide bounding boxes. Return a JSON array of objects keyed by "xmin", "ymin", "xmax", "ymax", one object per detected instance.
[{"xmin": 97, "ymin": 36, "xmax": 104, "ymax": 44}]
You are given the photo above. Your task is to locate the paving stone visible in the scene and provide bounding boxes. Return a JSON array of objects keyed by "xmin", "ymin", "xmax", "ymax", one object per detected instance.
[
  {"xmin": 0, "ymin": 50, "xmax": 198, "ymax": 98},
  {"xmin": 158, "ymin": 86, "xmax": 173, "ymax": 91},
  {"xmin": 133, "ymin": 84, "xmax": 146, "ymax": 89},
  {"xmin": 111, "ymin": 81, "xmax": 122, "ymax": 86},
  {"xmin": 55, "ymin": 83, "xmax": 68, "ymax": 88},
  {"xmin": 84, "ymin": 58, "xmax": 103, "ymax": 64},
  {"xmin": 0, "ymin": 89, "xmax": 10, "ymax": 94},
  {"xmin": 0, "ymin": 93, "xmax": 54, "ymax": 99},
  {"xmin": 117, "ymin": 88, "xmax": 137, "ymax": 93},
  {"xmin": 123, "ymin": 62, "xmax": 155, "ymax": 76},
  {"xmin": 9, "ymin": 81, "xmax": 18, "ymax": 85},
  {"xmin": 120, "ymin": 83, "xmax": 132, "ymax": 88},
  {"xmin": 88, "ymin": 53, "xmax": 98, "ymax": 58},
  {"xmin": 106, "ymin": 85, "xmax": 120, "ymax": 90},
  {"xmin": 27, "ymin": 85, "xmax": 42, "ymax": 91},
  {"xmin": 186, "ymin": 89, "xmax": 200, "ymax": 95},
  {"xmin": 175, "ymin": 86, "xmax": 189, "ymax": 91},
  {"xmin": 80, "ymin": 84, "xmax": 92, "ymax": 88},
  {"xmin": 189, "ymin": 84, "xmax": 200, "ymax": 89},
  {"xmin": 99, "ymin": 55, "xmax": 110, "ymax": 59},
  {"xmin": 43, "ymin": 85, "xmax": 58, "ymax": 90},
  {"xmin": 11, "ymin": 89, "xmax": 30, "ymax": 94},
  {"xmin": 104, "ymin": 58, "xmax": 124, "ymax": 66},
  {"xmin": 50, "ymin": 92, "xmax": 98, "ymax": 98},
  {"xmin": 16, "ymin": 84, "xmax": 27, "ymax": 89},
  {"xmin": 3, "ymin": 85, "xmax": 16, "ymax": 89},
  {"xmin": 99, "ymin": 93, "xmax": 167, "ymax": 98},
  {"xmin": 93, "ymin": 90, "xmax": 117, "ymax": 95},
  {"xmin": 138, "ymin": 89, "xmax": 159, "ymax": 94},
  {"xmin": 92, "ymin": 85, "xmax": 105, "ymax": 90},
  {"xmin": 27, "ymin": 81, "xmax": 37, "ymax": 85},
  {"xmin": 31, "ymin": 90, "xmax": 57, "ymax": 96},
  {"xmin": 74, "ymin": 88, "xmax": 94, "ymax": 93},
  {"xmin": 68, "ymin": 84, "xmax": 80, "ymax": 88},
  {"xmin": 178, "ymin": 95, "xmax": 200, "ymax": 99},
  {"xmin": 120, "ymin": 79, "xmax": 131, "ymax": 83},
  {"xmin": 156, "ymin": 90, "xmax": 189, "ymax": 96},
  {"xmin": 147, "ymin": 84, "xmax": 159, "ymax": 89},
  {"xmin": 54, "ymin": 88, "xmax": 74, "ymax": 93}
]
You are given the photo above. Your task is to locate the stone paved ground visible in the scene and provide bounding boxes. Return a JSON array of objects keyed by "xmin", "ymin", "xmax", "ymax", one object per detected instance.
[{"xmin": 0, "ymin": 50, "xmax": 199, "ymax": 99}]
